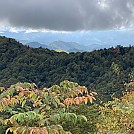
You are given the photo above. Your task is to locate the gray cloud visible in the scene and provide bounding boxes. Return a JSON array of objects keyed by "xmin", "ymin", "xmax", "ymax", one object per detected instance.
[{"xmin": 0, "ymin": 0, "xmax": 134, "ymax": 31}]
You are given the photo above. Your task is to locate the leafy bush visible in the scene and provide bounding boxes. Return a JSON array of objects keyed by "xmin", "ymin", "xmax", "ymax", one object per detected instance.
[
  {"xmin": 0, "ymin": 80, "xmax": 96, "ymax": 134},
  {"xmin": 97, "ymin": 82, "xmax": 134, "ymax": 134}
]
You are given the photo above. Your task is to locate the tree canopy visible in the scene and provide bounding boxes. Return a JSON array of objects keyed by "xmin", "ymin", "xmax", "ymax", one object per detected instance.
[{"xmin": 0, "ymin": 36, "xmax": 134, "ymax": 102}]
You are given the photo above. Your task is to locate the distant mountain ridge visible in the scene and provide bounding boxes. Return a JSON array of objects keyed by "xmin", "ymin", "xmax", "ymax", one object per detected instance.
[
  {"xmin": 2, "ymin": 30, "xmax": 134, "ymax": 47},
  {"xmin": 26, "ymin": 41, "xmax": 91, "ymax": 52},
  {"xmin": 26, "ymin": 42, "xmax": 52, "ymax": 49}
]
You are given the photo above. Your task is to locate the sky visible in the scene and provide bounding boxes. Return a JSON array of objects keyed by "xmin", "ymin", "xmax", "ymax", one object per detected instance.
[{"xmin": 0, "ymin": 0, "xmax": 134, "ymax": 46}]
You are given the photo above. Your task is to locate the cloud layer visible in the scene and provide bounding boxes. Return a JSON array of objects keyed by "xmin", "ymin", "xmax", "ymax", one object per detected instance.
[{"xmin": 0, "ymin": 0, "xmax": 134, "ymax": 31}]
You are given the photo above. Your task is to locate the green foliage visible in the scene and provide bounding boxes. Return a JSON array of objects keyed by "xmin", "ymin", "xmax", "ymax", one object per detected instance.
[
  {"xmin": 112, "ymin": 62, "xmax": 121, "ymax": 75},
  {"xmin": 0, "ymin": 36, "xmax": 134, "ymax": 102},
  {"xmin": 97, "ymin": 89, "xmax": 134, "ymax": 134},
  {"xmin": 63, "ymin": 104, "xmax": 99, "ymax": 134},
  {"xmin": 0, "ymin": 80, "xmax": 96, "ymax": 134},
  {"xmin": 0, "ymin": 36, "xmax": 134, "ymax": 133},
  {"xmin": 129, "ymin": 70, "xmax": 134, "ymax": 82}
]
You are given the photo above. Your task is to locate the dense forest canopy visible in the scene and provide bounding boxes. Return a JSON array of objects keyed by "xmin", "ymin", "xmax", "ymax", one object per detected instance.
[{"xmin": 0, "ymin": 36, "xmax": 134, "ymax": 101}]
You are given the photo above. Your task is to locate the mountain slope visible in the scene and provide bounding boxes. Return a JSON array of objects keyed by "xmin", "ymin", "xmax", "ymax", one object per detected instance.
[
  {"xmin": 26, "ymin": 41, "xmax": 88, "ymax": 52},
  {"xmin": 45, "ymin": 41, "xmax": 90, "ymax": 52},
  {"xmin": 0, "ymin": 36, "xmax": 134, "ymax": 102},
  {"xmin": 26, "ymin": 42, "xmax": 52, "ymax": 49}
]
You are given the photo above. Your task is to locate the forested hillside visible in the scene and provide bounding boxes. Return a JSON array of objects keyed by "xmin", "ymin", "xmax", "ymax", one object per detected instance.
[{"xmin": 0, "ymin": 36, "xmax": 134, "ymax": 101}]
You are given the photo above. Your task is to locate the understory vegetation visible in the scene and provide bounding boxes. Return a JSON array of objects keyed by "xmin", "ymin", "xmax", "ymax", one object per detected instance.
[{"xmin": 0, "ymin": 80, "xmax": 134, "ymax": 134}]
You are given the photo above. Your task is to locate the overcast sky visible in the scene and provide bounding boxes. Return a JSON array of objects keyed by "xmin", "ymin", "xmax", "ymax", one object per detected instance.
[{"xmin": 0, "ymin": 0, "xmax": 134, "ymax": 31}]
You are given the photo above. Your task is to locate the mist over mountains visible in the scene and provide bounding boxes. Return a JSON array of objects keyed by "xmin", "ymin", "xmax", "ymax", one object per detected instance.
[
  {"xmin": 1, "ymin": 30, "xmax": 134, "ymax": 52},
  {"xmin": 0, "ymin": 0, "xmax": 134, "ymax": 133},
  {"xmin": 26, "ymin": 40, "xmax": 107, "ymax": 52},
  {"xmin": 16, "ymin": 40, "xmax": 134, "ymax": 52},
  {"xmin": 26, "ymin": 41, "xmax": 90, "ymax": 52}
]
